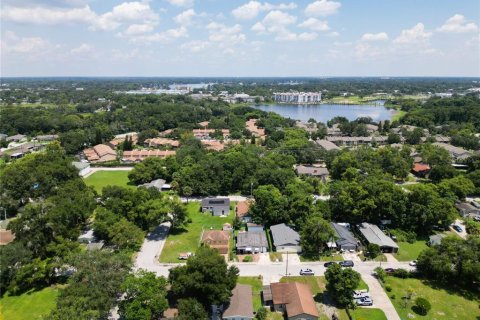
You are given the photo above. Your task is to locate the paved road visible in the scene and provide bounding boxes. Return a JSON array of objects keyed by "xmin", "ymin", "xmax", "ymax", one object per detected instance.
[{"xmin": 134, "ymin": 222, "xmax": 172, "ymax": 277}]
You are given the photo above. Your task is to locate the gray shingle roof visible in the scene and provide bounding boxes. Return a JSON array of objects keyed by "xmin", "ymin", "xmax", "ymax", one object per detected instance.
[
  {"xmin": 357, "ymin": 223, "xmax": 398, "ymax": 249},
  {"xmin": 201, "ymin": 197, "xmax": 230, "ymax": 207},
  {"xmin": 331, "ymin": 223, "xmax": 357, "ymax": 247},
  {"xmin": 236, "ymin": 231, "xmax": 268, "ymax": 248},
  {"xmin": 270, "ymin": 223, "xmax": 300, "ymax": 246}
]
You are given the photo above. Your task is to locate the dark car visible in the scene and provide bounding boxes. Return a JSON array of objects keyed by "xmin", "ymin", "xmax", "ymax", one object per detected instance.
[
  {"xmin": 324, "ymin": 262, "xmax": 337, "ymax": 268},
  {"xmin": 339, "ymin": 260, "xmax": 354, "ymax": 267},
  {"xmin": 300, "ymin": 268, "xmax": 315, "ymax": 276},
  {"xmin": 452, "ymin": 225, "xmax": 463, "ymax": 233},
  {"xmin": 384, "ymin": 268, "xmax": 395, "ymax": 274}
]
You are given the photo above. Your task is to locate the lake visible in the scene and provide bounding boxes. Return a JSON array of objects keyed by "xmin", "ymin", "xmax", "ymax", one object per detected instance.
[{"xmin": 251, "ymin": 101, "xmax": 393, "ymax": 123}]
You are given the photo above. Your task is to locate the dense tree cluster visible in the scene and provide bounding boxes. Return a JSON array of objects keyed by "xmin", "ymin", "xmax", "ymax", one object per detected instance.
[{"xmin": 325, "ymin": 264, "xmax": 361, "ymax": 309}]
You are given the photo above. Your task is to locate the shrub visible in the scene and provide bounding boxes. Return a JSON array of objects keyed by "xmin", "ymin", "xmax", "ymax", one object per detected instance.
[
  {"xmin": 243, "ymin": 256, "xmax": 253, "ymax": 262},
  {"xmin": 414, "ymin": 297, "xmax": 431, "ymax": 315},
  {"xmin": 393, "ymin": 268, "xmax": 410, "ymax": 279},
  {"xmin": 256, "ymin": 307, "xmax": 268, "ymax": 320},
  {"xmin": 385, "ymin": 285, "xmax": 392, "ymax": 292},
  {"xmin": 390, "ymin": 294, "xmax": 396, "ymax": 299},
  {"xmin": 374, "ymin": 267, "xmax": 386, "ymax": 282},
  {"xmin": 389, "ymin": 229, "xmax": 417, "ymax": 243}
]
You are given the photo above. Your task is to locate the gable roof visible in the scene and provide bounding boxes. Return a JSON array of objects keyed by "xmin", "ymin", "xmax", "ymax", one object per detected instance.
[
  {"xmin": 270, "ymin": 223, "xmax": 300, "ymax": 247},
  {"xmin": 331, "ymin": 223, "xmax": 357, "ymax": 247},
  {"xmin": 202, "ymin": 230, "xmax": 229, "ymax": 243},
  {"xmin": 222, "ymin": 284, "xmax": 254, "ymax": 318},
  {"xmin": 357, "ymin": 223, "xmax": 398, "ymax": 249},
  {"xmin": 295, "ymin": 165, "xmax": 329, "ymax": 176},
  {"xmin": 412, "ymin": 163, "xmax": 431, "ymax": 173},
  {"xmin": 270, "ymin": 282, "xmax": 319, "ymax": 318},
  {"xmin": 236, "ymin": 201, "xmax": 251, "ymax": 217},
  {"xmin": 201, "ymin": 197, "xmax": 230, "ymax": 207},
  {"xmin": 236, "ymin": 231, "xmax": 268, "ymax": 248}
]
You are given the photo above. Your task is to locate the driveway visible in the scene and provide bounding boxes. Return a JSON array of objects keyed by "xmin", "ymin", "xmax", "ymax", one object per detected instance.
[
  {"xmin": 450, "ymin": 219, "xmax": 468, "ymax": 239},
  {"xmin": 134, "ymin": 222, "xmax": 171, "ymax": 277},
  {"xmin": 361, "ymin": 273, "xmax": 400, "ymax": 320}
]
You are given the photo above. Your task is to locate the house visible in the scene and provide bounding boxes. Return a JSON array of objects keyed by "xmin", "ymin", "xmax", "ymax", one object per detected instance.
[
  {"xmin": 122, "ymin": 149, "xmax": 176, "ymax": 162},
  {"xmin": 236, "ymin": 231, "xmax": 268, "ymax": 254},
  {"xmin": 0, "ymin": 229, "xmax": 15, "ymax": 245},
  {"xmin": 357, "ymin": 223, "xmax": 399, "ymax": 253},
  {"xmin": 246, "ymin": 223, "xmax": 264, "ymax": 232},
  {"xmin": 83, "ymin": 144, "xmax": 117, "ymax": 163},
  {"xmin": 138, "ymin": 179, "xmax": 168, "ymax": 191},
  {"xmin": 236, "ymin": 201, "xmax": 252, "ymax": 223},
  {"xmin": 428, "ymin": 234, "xmax": 446, "ymax": 246},
  {"xmin": 108, "ymin": 133, "xmax": 138, "ymax": 149},
  {"xmin": 193, "ymin": 128, "xmax": 230, "ymax": 140},
  {"xmin": 201, "ymin": 230, "xmax": 229, "ymax": 254},
  {"xmin": 264, "ymin": 282, "xmax": 319, "ymax": 320},
  {"xmin": 86, "ymin": 241, "xmax": 104, "ymax": 251},
  {"xmin": 295, "ymin": 165, "xmax": 329, "ymax": 182},
  {"xmin": 316, "ymin": 139, "xmax": 340, "ymax": 151},
  {"xmin": 0, "ymin": 133, "xmax": 7, "ymax": 141},
  {"xmin": 455, "ymin": 202, "xmax": 480, "ymax": 217},
  {"xmin": 433, "ymin": 143, "xmax": 472, "ymax": 160},
  {"xmin": 222, "ymin": 284, "xmax": 254, "ymax": 320},
  {"xmin": 330, "ymin": 223, "xmax": 358, "ymax": 251},
  {"xmin": 411, "ymin": 163, "xmax": 431, "ymax": 177},
  {"xmin": 201, "ymin": 198, "xmax": 230, "ymax": 216},
  {"xmin": 35, "ymin": 134, "xmax": 59, "ymax": 141},
  {"xmin": 295, "ymin": 121, "xmax": 317, "ymax": 134},
  {"xmin": 145, "ymin": 138, "xmax": 180, "ymax": 148},
  {"xmin": 72, "ymin": 161, "xmax": 91, "ymax": 177},
  {"xmin": 6, "ymin": 134, "xmax": 26, "ymax": 142},
  {"xmin": 270, "ymin": 223, "xmax": 301, "ymax": 253}
]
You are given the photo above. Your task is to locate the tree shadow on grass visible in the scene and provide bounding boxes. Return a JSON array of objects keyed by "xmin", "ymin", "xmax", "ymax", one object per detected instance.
[
  {"xmin": 168, "ymin": 226, "xmax": 188, "ymax": 235},
  {"xmin": 421, "ymin": 279, "xmax": 480, "ymax": 301}
]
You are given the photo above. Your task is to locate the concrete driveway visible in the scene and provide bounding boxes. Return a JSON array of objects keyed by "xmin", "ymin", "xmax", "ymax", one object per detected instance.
[
  {"xmin": 450, "ymin": 219, "xmax": 468, "ymax": 239},
  {"xmin": 134, "ymin": 222, "xmax": 171, "ymax": 277}
]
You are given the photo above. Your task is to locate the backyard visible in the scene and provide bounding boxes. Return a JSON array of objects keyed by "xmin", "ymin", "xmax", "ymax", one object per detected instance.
[
  {"xmin": 394, "ymin": 240, "xmax": 428, "ymax": 261},
  {"xmin": 159, "ymin": 202, "xmax": 235, "ymax": 263},
  {"xmin": 385, "ymin": 276, "xmax": 480, "ymax": 319},
  {"xmin": 0, "ymin": 286, "xmax": 60, "ymax": 320},
  {"xmin": 237, "ymin": 276, "xmax": 263, "ymax": 311},
  {"xmin": 84, "ymin": 170, "xmax": 135, "ymax": 193}
]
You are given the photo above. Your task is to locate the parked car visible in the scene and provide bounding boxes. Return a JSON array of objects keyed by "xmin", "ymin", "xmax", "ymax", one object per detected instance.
[
  {"xmin": 452, "ymin": 225, "xmax": 463, "ymax": 233},
  {"xmin": 339, "ymin": 260, "xmax": 354, "ymax": 267},
  {"xmin": 300, "ymin": 268, "xmax": 315, "ymax": 276},
  {"xmin": 471, "ymin": 200, "xmax": 480, "ymax": 209},
  {"xmin": 474, "ymin": 216, "xmax": 480, "ymax": 222},
  {"xmin": 384, "ymin": 268, "xmax": 396, "ymax": 274},
  {"xmin": 324, "ymin": 262, "xmax": 337, "ymax": 268},
  {"xmin": 178, "ymin": 252, "xmax": 193, "ymax": 260},
  {"xmin": 352, "ymin": 290, "xmax": 370, "ymax": 299},
  {"xmin": 355, "ymin": 297, "xmax": 373, "ymax": 306},
  {"xmin": 409, "ymin": 260, "xmax": 417, "ymax": 266}
]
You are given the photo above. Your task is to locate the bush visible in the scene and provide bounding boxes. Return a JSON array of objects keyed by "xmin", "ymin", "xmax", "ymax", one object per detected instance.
[
  {"xmin": 374, "ymin": 267, "xmax": 386, "ymax": 282},
  {"xmin": 390, "ymin": 294, "xmax": 396, "ymax": 299},
  {"xmin": 256, "ymin": 307, "xmax": 268, "ymax": 320},
  {"xmin": 385, "ymin": 285, "xmax": 392, "ymax": 292},
  {"xmin": 414, "ymin": 297, "xmax": 431, "ymax": 315},
  {"xmin": 243, "ymin": 256, "xmax": 253, "ymax": 262},
  {"xmin": 393, "ymin": 268, "xmax": 410, "ymax": 279},
  {"xmin": 389, "ymin": 229, "xmax": 417, "ymax": 243}
]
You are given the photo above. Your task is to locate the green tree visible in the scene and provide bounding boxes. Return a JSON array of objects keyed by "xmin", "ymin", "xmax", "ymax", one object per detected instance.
[
  {"xmin": 373, "ymin": 267, "xmax": 386, "ymax": 282},
  {"xmin": 108, "ymin": 219, "xmax": 145, "ymax": 251},
  {"xmin": 256, "ymin": 307, "xmax": 268, "ymax": 320},
  {"xmin": 119, "ymin": 270, "xmax": 169, "ymax": 320},
  {"xmin": 251, "ymin": 185, "xmax": 289, "ymax": 226},
  {"xmin": 366, "ymin": 243, "xmax": 382, "ymax": 259},
  {"xmin": 325, "ymin": 263, "xmax": 361, "ymax": 309},
  {"xmin": 169, "ymin": 246, "xmax": 239, "ymax": 308},
  {"xmin": 175, "ymin": 298, "xmax": 208, "ymax": 320},
  {"xmin": 300, "ymin": 215, "xmax": 336, "ymax": 257},
  {"xmin": 438, "ymin": 175, "xmax": 475, "ymax": 200}
]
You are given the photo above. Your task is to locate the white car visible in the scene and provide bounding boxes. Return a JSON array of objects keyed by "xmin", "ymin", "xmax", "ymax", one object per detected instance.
[
  {"xmin": 409, "ymin": 260, "xmax": 417, "ymax": 266},
  {"xmin": 355, "ymin": 297, "xmax": 373, "ymax": 306},
  {"xmin": 352, "ymin": 290, "xmax": 370, "ymax": 299},
  {"xmin": 300, "ymin": 268, "xmax": 315, "ymax": 276}
]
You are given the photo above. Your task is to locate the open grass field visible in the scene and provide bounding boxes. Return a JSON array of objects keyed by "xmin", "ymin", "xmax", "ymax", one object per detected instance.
[
  {"xmin": 84, "ymin": 170, "xmax": 135, "ymax": 193},
  {"xmin": 237, "ymin": 276, "xmax": 263, "ymax": 311},
  {"xmin": 0, "ymin": 286, "xmax": 59, "ymax": 320},
  {"xmin": 280, "ymin": 276, "xmax": 326, "ymax": 295},
  {"xmin": 391, "ymin": 110, "xmax": 407, "ymax": 122},
  {"xmin": 385, "ymin": 276, "xmax": 480, "ymax": 320},
  {"xmin": 159, "ymin": 202, "xmax": 235, "ymax": 263},
  {"xmin": 394, "ymin": 241, "xmax": 428, "ymax": 261},
  {"xmin": 338, "ymin": 308, "xmax": 387, "ymax": 320}
]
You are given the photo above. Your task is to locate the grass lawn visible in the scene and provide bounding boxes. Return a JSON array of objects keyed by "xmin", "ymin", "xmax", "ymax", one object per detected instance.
[
  {"xmin": 394, "ymin": 241, "xmax": 428, "ymax": 261},
  {"xmin": 385, "ymin": 276, "xmax": 480, "ymax": 320},
  {"xmin": 338, "ymin": 308, "xmax": 387, "ymax": 320},
  {"xmin": 84, "ymin": 170, "xmax": 135, "ymax": 193},
  {"xmin": 357, "ymin": 278, "xmax": 369, "ymax": 291},
  {"xmin": 280, "ymin": 276, "xmax": 326, "ymax": 295},
  {"xmin": 300, "ymin": 254, "xmax": 343, "ymax": 262},
  {"xmin": 237, "ymin": 277, "xmax": 263, "ymax": 311},
  {"xmin": 0, "ymin": 286, "xmax": 60, "ymax": 320},
  {"xmin": 269, "ymin": 252, "xmax": 283, "ymax": 262},
  {"xmin": 159, "ymin": 202, "xmax": 234, "ymax": 263},
  {"xmin": 391, "ymin": 110, "xmax": 407, "ymax": 122},
  {"xmin": 266, "ymin": 311, "xmax": 284, "ymax": 320}
]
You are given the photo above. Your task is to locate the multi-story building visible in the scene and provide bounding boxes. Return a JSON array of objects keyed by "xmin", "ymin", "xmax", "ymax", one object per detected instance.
[{"xmin": 273, "ymin": 92, "xmax": 322, "ymax": 104}]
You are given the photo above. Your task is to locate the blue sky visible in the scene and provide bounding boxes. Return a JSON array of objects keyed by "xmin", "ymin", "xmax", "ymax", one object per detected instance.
[{"xmin": 1, "ymin": 0, "xmax": 479, "ymax": 77}]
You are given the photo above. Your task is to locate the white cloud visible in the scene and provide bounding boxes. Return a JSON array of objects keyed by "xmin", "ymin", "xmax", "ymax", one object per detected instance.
[
  {"xmin": 181, "ymin": 40, "xmax": 210, "ymax": 52},
  {"xmin": 298, "ymin": 18, "xmax": 329, "ymax": 31},
  {"xmin": 360, "ymin": 32, "xmax": 389, "ymax": 42},
  {"xmin": 128, "ymin": 26, "xmax": 188, "ymax": 43},
  {"xmin": 207, "ymin": 22, "xmax": 246, "ymax": 44},
  {"xmin": 174, "ymin": 9, "xmax": 196, "ymax": 26},
  {"xmin": 305, "ymin": 0, "xmax": 341, "ymax": 17},
  {"xmin": 167, "ymin": 0, "xmax": 193, "ymax": 7},
  {"xmin": 251, "ymin": 22, "xmax": 266, "ymax": 33},
  {"xmin": 70, "ymin": 43, "xmax": 93, "ymax": 53},
  {"xmin": 231, "ymin": 1, "xmax": 296, "ymax": 20},
  {"xmin": 112, "ymin": 48, "xmax": 140, "ymax": 60},
  {"xmin": 437, "ymin": 14, "xmax": 478, "ymax": 33},
  {"xmin": 91, "ymin": 1, "xmax": 160, "ymax": 31},
  {"xmin": 1, "ymin": 31, "xmax": 54, "ymax": 55},
  {"xmin": 328, "ymin": 31, "xmax": 339, "ymax": 37},
  {"xmin": 122, "ymin": 23, "xmax": 155, "ymax": 36},
  {"xmin": 1, "ymin": 5, "xmax": 96, "ymax": 25},
  {"xmin": 393, "ymin": 23, "xmax": 432, "ymax": 44}
]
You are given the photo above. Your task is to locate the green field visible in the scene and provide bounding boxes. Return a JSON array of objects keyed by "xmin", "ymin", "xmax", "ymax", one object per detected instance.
[
  {"xmin": 339, "ymin": 308, "xmax": 387, "ymax": 320},
  {"xmin": 391, "ymin": 110, "xmax": 407, "ymax": 122},
  {"xmin": 237, "ymin": 276, "xmax": 263, "ymax": 311},
  {"xmin": 385, "ymin": 277, "xmax": 480, "ymax": 319},
  {"xmin": 0, "ymin": 287, "xmax": 59, "ymax": 320},
  {"xmin": 280, "ymin": 276, "xmax": 326, "ymax": 295},
  {"xmin": 159, "ymin": 202, "xmax": 235, "ymax": 263},
  {"xmin": 84, "ymin": 170, "xmax": 135, "ymax": 193},
  {"xmin": 394, "ymin": 241, "xmax": 428, "ymax": 261},
  {"xmin": 357, "ymin": 278, "xmax": 369, "ymax": 291}
]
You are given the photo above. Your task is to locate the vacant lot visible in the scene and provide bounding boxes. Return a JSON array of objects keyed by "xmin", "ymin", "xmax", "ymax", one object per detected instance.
[
  {"xmin": 84, "ymin": 170, "xmax": 135, "ymax": 193},
  {"xmin": 394, "ymin": 241, "xmax": 428, "ymax": 261},
  {"xmin": 159, "ymin": 202, "xmax": 235, "ymax": 263},
  {"xmin": 0, "ymin": 287, "xmax": 59, "ymax": 320},
  {"xmin": 237, "ymin": 276, "xmax": 263, "ymax": 311},
  {"xmin": 385, "ymin": 276, "xmax": 480, "ymax": 319}
]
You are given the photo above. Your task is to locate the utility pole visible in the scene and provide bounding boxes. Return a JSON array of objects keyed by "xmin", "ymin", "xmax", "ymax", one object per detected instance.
[{"xmin": 285, "ymin": 251, "xmax": 289, "ymax": 276}]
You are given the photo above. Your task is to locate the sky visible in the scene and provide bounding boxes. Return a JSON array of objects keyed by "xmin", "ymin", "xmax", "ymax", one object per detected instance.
[{"xmin": 1, "ymin": 0, "xmax": 479, "ymax": 77}]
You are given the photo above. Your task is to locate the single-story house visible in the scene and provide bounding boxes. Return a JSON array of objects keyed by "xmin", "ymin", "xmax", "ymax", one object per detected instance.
[
  {"xmin": 411, "ymin": 163, "xmax": 431, "ymax": 177},
  {"xmin": 83, "ymin": 144, "xmax": 117, "ymax": 163},
  {"xmin": 264, "ymin": 282, "xmax": 319, "ymax": 320},
  {"xmin": 202, "ymin": 230, "xmax": 229, "ymax": 254},
  {"xmin": 295, "ymin": 165, "xmax": 329, "ymax": 182},
  {"xmin": 122, "ymin": 149, "xmax": 176, "ymax": 162},
  {"xmin": 201, "ymin": 197, "xmax": 230, "ymax": 216},
  {"xmin": 270, "ymin": 223, "xmax": 301, "ymax": 253},
  {"xmin": 86, "ymin": 241, "xmax": 104, "ymax": 251},
  {"xmin": 236, "ymin": 201, "xmax": 252, "ymax": 223},
  {"xmin": 246, "ymin": 223, "xmax": 264, "ymax": 232},
  {"xmin": 144, "ymin": 138, "xmax": 180, "ymax": 148},
  {"xmin": 330, "ymin": 223, "xmax": 358, "ymax": 251},
  {"xmin": 357, "ymin": 223, "xmax": 399, "ymax": 253},
  {"xmin": 455, "ymin": 202, "xmax": 480, "ymax": 217},
  {"xmin": 316, "ymin": 139, "xmax": 340, "ymax": 151},
  {"xmin": 222, "ymin": 284, "xmax": 254, "ymax": 320},
  {"xmin": 6, "ymin": 134, "xmax": 26, "ymax": 142},
  {"xmin": 433, "ymin": 143, "xmax": 472, "ymax": 160},
  {"xmin": 72, "ymin": 161, "xmax": 91, "ymax": 177},
  {"xmin": 138, "ymin": 179, "xmax": 168, "ymax": 191},
  {"xmin": 236, "ymin": 231, "xmax": 268, "ymax": 254},
  {"xmin": 428, "ymin": 234, "xmax": 446, "ymax": 246},
  {"xmin": 35, "ymin": 134, "xmax": 59, "ymax": 141}
]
